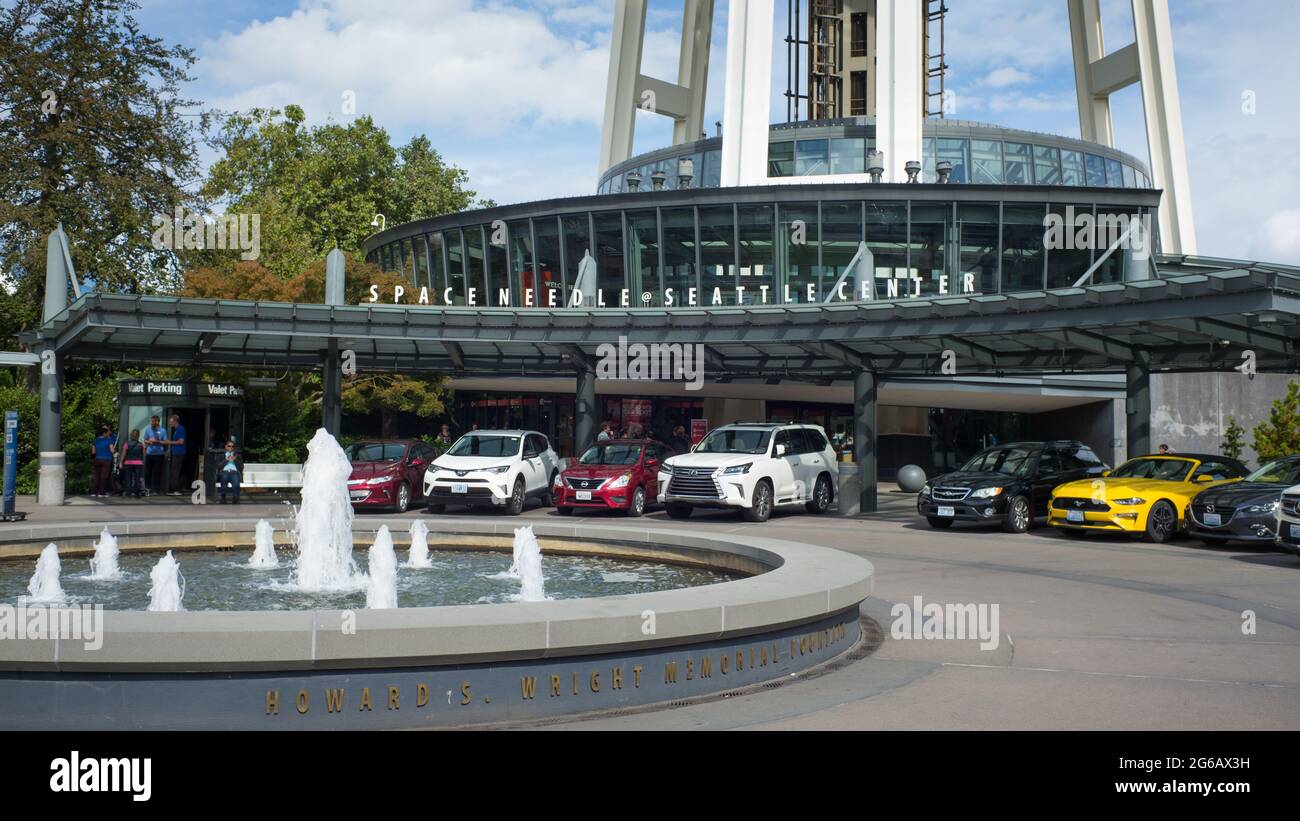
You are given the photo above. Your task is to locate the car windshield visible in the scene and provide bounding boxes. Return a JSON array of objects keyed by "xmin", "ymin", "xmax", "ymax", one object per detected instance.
[
  {"xmin": 578, "ymin": 444, "xmax": 642, "ymax": 465},
  {"xmin": 696, "ymin": 428, "xmax": 772, "ymax": 455},
  {"xmin": 1111, "ymin": 457, "xmax": 1194, "ymax": 481},
  {"xmin": 348, "ymin": 443, "xmax": 405, "ymax": 462},
  {"xmin": 446, "ymin": 435, "xmax": 520, "ymax": 458},
  {"xmin": 1245, "ymin": 458, "xmax": 1300, "ymax": 485},
  {"xmin": 958, "ymin": 446, "xmax": 1038, "ymax": 477}
]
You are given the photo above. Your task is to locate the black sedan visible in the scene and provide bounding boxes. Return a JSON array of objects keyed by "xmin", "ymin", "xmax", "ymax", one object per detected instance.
[{"xmin": 1188, "ymin": 456, "xmax": 1300, "ymax": 546}]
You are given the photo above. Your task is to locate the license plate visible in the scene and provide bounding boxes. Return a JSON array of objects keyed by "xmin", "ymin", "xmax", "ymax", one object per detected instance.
[
  {"xmin": 1067, "ymin": 509, "xmax": 1085, "ymax": 523},
  {"xmin": 349, "ymin": 491, "xmax": 366, "ymax": 501},
  {"xmin": 1203, "ymin": 512, "xmax": 1222, "ymax": 527},
  {"xmin": 452, "ymin": 483, "xmax": 468, "ymax": 494},
  {"xmin": 937, "ymin": 506, "xmax": 955, "ymax": 517},
  {"xmin": 1292, "ymin": 523, "xmax": 1300, "ymax": 540},
  {"xmin": 576, "ymin": 491, "xmax": 592, "ymax": 501}
]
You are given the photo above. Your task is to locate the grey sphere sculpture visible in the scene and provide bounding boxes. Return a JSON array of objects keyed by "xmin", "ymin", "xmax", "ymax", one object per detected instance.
[{"xmin": 897, "ymin": 464, "xmax": 927, "ymax": 493}]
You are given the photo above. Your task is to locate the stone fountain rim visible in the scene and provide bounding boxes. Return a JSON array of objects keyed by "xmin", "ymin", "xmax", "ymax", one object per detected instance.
[{"xmin": 0, "ymin": 518, "xmax": 873, "ymax": 674}]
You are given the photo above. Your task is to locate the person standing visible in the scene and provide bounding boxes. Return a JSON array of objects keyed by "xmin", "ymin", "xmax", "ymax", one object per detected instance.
[
  {"xmin": 217, "ymin": 440, "xmax": 243, "ymax": 504},
  {"xmin": 166, "ymin": 414, "xmax": 188, "ymax": 496},
  {"xmin": 669, "ymin": 425, "xmax": 690, "ymax": 454},
  {"xmin": 597, "ymin": 421, "xmax": 613, "ymax": 442},
  {"xmin": 120, "ymin": 430, "xmax": 146, "ymax": 498},
  {"xmin": 91, "ymin": 425, "xmax": 116, "ymax": 497},
  {"xmin": 437, "ymin": 423, "xmax": 453, "ymax": 445},
  {"xmin": 142, "ymin": 415, "xmax": 167, "ymax": 496}
]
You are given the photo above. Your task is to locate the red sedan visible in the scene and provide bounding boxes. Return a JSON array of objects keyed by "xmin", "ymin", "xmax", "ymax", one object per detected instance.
[
  {"xmin": 346, "ymin": 440, "xmax": 437, "ymax": 513},
  {"xmin": 553, "ymin": 439, "xmax": 671, "ymax": 517}
]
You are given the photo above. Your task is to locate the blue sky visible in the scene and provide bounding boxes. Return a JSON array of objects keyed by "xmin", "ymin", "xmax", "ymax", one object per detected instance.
[{"xmin": 133, "ymin": 0, "xmax": 1300, "ymax": 264}]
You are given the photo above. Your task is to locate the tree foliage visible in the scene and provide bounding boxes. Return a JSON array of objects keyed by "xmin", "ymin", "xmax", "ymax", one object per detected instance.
[
  {"xmin": 1251, "ymin": 381, "xmax": 1300, "ymax": 462},
  {"xmin": 1220, "ymin": 416, "xmax": 1246, "ymax": 461}
]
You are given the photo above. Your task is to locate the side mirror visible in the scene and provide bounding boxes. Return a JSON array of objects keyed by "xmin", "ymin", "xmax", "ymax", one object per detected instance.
[
  {"xmin": 775, "ymin": 444, "xmax": 787, "ymax": 457},
  {"xmin": 1196, "ymin": 474, "xmax": 1214, "ymax": 483},
  {"xmin": 1101, "ymin": 470, "xmax": 1111, "ymax": 477}
]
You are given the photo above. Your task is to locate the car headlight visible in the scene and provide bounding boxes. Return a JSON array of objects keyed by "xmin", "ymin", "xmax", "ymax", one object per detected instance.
[
  {"xmin": 970, "ymin": 487, "xmax": 1002, "ymax": 499},
  {"xmin": 1246, "ymin": 501, "xmax": 1279, "ymax": 515},
  {"xmin": 366, "ymin": 474, "xmax": 397, "ymax": 485},
  {"xmin": 485, "ymin": 465, "xmax": 511, "ymax": 474},
  {"xmin": 608, "ymin": 473, "xmax": 632, "ymax": 490},
  {"xmin": 721, "ymin": 463, "xmax": 752, "ymax": 475},
  {"xmin": 659, "ymin": 462, "xmax": 673, "ymax": 474},
  {"xmin": 552, "ymin": 473, "xmax": 564, "ymax": 487},
  {"xmin": 920, "ymin": 484, "xmax": 931, "ymax": 497},
  {"xmin": 1113, "ymin": 497, "xmax": 1146, "ymax": 505}
]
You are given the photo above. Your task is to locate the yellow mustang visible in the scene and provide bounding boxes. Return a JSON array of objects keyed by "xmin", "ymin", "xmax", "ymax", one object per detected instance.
[{"xmin": 1048, "ymin": 454, "xmax": 1248, "ymax": 542}]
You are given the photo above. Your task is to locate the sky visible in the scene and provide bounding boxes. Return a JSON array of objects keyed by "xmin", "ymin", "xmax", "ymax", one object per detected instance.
[{"xmin": 132, "ymin": 0, "xmax": 1300, "ymax": 264}]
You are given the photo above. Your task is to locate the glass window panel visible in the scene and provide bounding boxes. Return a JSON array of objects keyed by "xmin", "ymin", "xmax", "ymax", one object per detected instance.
[
  {"xmin": 702, "ymin": 149, "xmax": 721, "ymax": 187},
  {"xmin": 593, "ymin": 212, "xmax": 625, "ymax": 305},
  {"xmin": 830, "ymin": 138, "xmax": 866, "ymax": 174},
  {"xmin": 736, "ymin": 204, "xmax": 775, "ymax": 305},
  {"xmin": 661, "ymin": 207, "xmax": 697, "ymax": 307},
  {"xmin": 411, "ymin": 235, "xmax": 429, "ymax": 287},
  {"xmin": 970, "ymin": 139, "xmax": 1003, "ymax": 184},
  {"xmin": 562, "ymin": 214, "xmax": 591, "ymax": 305},
  {"xmin": 1001, "ymin": 204, "xmax": 1046, "ymax": 292},
  {"xmin": 380, "ymin": 244, "xmax": 393, "ymax": 273},
  {"xmin": 507, "ymin": 220, "xmax": 533, "ymax": 306},
  {"xmin": 777, "ymin": 204, "xmax": 818, "ymax": 303},
  {"xmin": 1033, "ymin": 145, "xmax": 1062, "ymax": 185},
  {"xmin": 1122, "ymin": 163, "xmax": 1136, "ymax": 188},
  {"xmin": 957, "ymin": 203, "xmax": 999, "ymax": 295},
  {"xmin": 397, "ymin": 238, "xmax": 412, "ymax": 279},
  {"xmin": 1046, "ymin": 204, "xmax": 1094, "ymax": 289},
  {"xmin": 936, "ymin": 138, "xmax": 969, "ymax": 183},
  {"xmin": 1085, "ymin": 154, "xmax": 1107, "ymax": 186},
  {"xmin": 427, "ymin": 232, "xmax": 445, "ymax": 293},
  {"xmin": 922, "ymin": 137, "xmax": 937, "ymax": 183},
  {"xmin": 486, "ymin": 224, "xmax": 508, "ymax": 306},
  {"xmin": 908, "ymin": 203, "xmax": 951, "ymax": 297},
  {"xmin": 698, "ymin": 205, "xmax": 735, "ymax": 305},
  {"xmin": 1004, "ymin": 142, "xmax": 1032, "ymax": 184},
  {"xmin": 1061, "ymin": 149, "xmax": 1085, "ymax": 186},
  {"xmin": 465, "ymin": 226, "xmax": 486, "ymax": 306},
  {"xmin": 865, "ymin": 203, "xmax": 909, "ymax": 298},
  {"xmin": 1105, "ymin": 157, "xmax": 1124, "ymax": 187},
  {"xmin": 821, "ymin": 201, "xmax": 864, "ymax": 302},
  {"xmin": 768, "ymin": 142, "xmax": 794, "ymax": 177},
  {"xmin": 532, "ymin": 217, "xmax": 562, "ymax": 308},
  {"xmin": 446, "ymin": 229, "xmax": 465, "ymax": 305},
  {"xmin": 627, "ymin": 210, "xmax": 660, "ymax": 306},
  {"xmin": 1094, "ymin": 207, "xmax": 1146, "ymax": 284},
  {"xmin": 795, "ymin": 139, "xmax": 829, "ymax": 175}
]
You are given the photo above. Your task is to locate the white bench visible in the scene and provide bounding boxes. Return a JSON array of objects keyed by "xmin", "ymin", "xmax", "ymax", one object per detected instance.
[{"xmin": 239, "ymin": 463, "xmax": 304, "ymax": 490}]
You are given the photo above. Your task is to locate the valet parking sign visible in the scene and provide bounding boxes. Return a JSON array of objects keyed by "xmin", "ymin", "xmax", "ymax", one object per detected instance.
[{"xmin": 3, "ymin": 411, "xmax": 16, "ymax": 516}]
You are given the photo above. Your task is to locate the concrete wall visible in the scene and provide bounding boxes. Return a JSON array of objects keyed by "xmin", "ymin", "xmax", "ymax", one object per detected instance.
[{"xmin": 1149, "ymin": 372, "xmax": 1296, "ymax": 467}]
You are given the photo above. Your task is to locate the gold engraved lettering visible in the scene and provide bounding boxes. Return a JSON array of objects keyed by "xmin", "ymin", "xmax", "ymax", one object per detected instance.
[
  {"xmin": 633, "ymin": 666, "xmax": 643, "ymax": 688},
  {"xmin": 265, "ymin": 690, "xmax": 280, "ymax": 715},
  {"xmin": 611, "ymin": 667, "xmax": 623, "ymax": 690},
  {"xmin": 664, "ymin": 662, "xmax": 678, "ymax": 684},
  {"xmin": 572, "ymin": 672, "xmax": 578, "ymax": 695},
  {"xmin": 721, "ymin": 654, "xmax": 729, "ymax": 674},
  {"xmin": 359, "ymin": 687, "xmax": 373, "ymax": 711},
  {"xmin": 686, "ymin": 659, "xmax": 694, "ymax": 680},
  {"xmin": 387, "ymin": 686, "xmax": 400, "ymax": 710},
  {"xmin": 735, "ymin": 650, "xmax": 744, "ymax": 671},
  {"xmin": 417, "ymin": 684, "xmax": 429, "ymax": 708},
  {"xmin": 460, "ymin": 682, "xmax": 472, "ymax": 705},
  {"xmin": 550, "ymin": 674, "xmax": 561, "ymax": 697},
  {"xmin": 760, "ymin": 646, "xmax": 768, "ymax": 666},
  {"xmin": 590, "ymin": 671, "xmax": 601, "ymax": 693},
  {"xmin": 521, "ymin": 676, "xmax": 538, "ymax": 699},
  {"xmin": 296, "ymin": 689, "xmax": 310, "ymax": 714},
  {"xmin": 325, "ymin": 688, "xmax": 345, "ymax": 713},
  {"xmin": 700, "ymin": 656, "xmax": 712, "ymax": 678}
]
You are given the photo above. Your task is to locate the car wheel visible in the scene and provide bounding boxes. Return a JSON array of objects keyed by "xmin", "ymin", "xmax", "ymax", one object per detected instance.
[
  {"xmin": 506, "ymin": 478, "xmax": 526, "ymax": 516},
  {"xmin": 556, "ymin": 506, "xmax": 574, "ymax": 516},
  {"xmin": 743, "ymin": 480, "xmax": 773, "ymax": 523},
  {"xmin": 1144, "ymin": 500, "xmax": 1177, "ymax": 543},
  {"xmin": 805, "ymin": 474, "xmax": 832, "ymax": 514},
  {"xmin": 394, "ymin": 482, "xmax": 410, "ymax": 514},
  {"xmin": 665, "ymin": 502, "xmax": 693, "ymax": 519},
  {"xmin": 1003, "ymin": 495, "xmax": 1031, "ymax": 533},
  {"xmin": 625, "ymin": 486, "xmax": 647, "ymax": 517},
  {"xmin": 426, "ymin": 502, "xmax": 445, "ymax": 514},
  {"xmin": 925, "ymin": 516, "xmax": 954, "ymax": 529}
]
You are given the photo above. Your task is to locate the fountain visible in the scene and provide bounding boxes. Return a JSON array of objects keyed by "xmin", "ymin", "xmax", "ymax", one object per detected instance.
[
  {"xmin": 365, "ymin": 526, "xmax": 398, "ymax": 609},
  {"xmin": 514, "ymin": 526, "xmax": 547, "ymax": 602},
  {"xmin": 88, "ymin": 526, "xmax": 121, "ymax": 580},
  {"xmin": 249, "ymin": 520, "xmax": 279, "ymax": 568},
  {"xmin": 291, "ymin": 428, "xmax": 359, "ymax": 591},
  {"xmin": 26, "ymin": 544, "xmax": 64, "ymax": 603},
  {"xmin": 406, "ymin": 520, "xmax": 432, "ymax": 568},
  {"xmin": 147, "ymin": 551, "xmax": 185, "ymax": 612}
]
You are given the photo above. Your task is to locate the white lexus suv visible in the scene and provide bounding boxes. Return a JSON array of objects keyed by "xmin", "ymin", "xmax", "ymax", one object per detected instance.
[
  {"xmin": 424, "ymin": 430, "xmax": 559, "ymax": 515},
  {"xmin": 658, "ymin": 422, "xmax": 838, "ymax": 522},
  {"xmin": 1277, "ymin": 483, "xmax": 1300, "ymax": 557}
]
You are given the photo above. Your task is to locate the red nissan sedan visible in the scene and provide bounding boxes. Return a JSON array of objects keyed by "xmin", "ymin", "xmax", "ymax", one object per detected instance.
[
  {"xmin": 553, "ymin": 439, "xmax": 671, "ymax": 517},
  {"xmin": 346, "ymin": 440, "xmax": 437, "ymax": 513}
]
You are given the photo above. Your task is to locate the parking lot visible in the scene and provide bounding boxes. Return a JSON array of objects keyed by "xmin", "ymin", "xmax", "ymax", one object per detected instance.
[{"xmin": 8, "ymin": 489, "xmax": 1300, "ymax": 730}]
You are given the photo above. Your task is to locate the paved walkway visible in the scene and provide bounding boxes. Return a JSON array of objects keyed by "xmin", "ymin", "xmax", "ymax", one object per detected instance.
[{"xmin": 4, "ymin": 491, "xmax": 1298, "ymax": 730}]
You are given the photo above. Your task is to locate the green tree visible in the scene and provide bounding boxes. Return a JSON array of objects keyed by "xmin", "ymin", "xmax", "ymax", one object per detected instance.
[
  {"xmin": 0, "ymin": 0, "xmax": 201, "ymax": 345},
  {"xmin": 1252, "ymin": 380, "xmax": 1300, "ymax": 462},
  {"xmin": 1220, "ymin": 416, "xmax": 1246, "ymax": 461}
]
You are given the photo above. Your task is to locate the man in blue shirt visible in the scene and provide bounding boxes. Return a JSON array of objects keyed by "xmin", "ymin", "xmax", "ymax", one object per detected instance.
[
  {"xmin": 166, "ymin": 414, "xmax": 188, "ymax": 496},
  {"xmin": 91, "ymin": 425, "xmax": 116, "ymax": 497},
  {"xmin": 142, "ymin": 415, "xmax": 167, "ymax": 496}
]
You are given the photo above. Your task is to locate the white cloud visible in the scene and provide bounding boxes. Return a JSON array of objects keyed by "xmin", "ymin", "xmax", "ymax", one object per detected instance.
[
  {"xmin": 980, "ymin": 66, "xmax": 1034, "ymax": 88},
  {"xmin": 1256, "ymin": 209, "xmax": 1300, "ymax": 263}
]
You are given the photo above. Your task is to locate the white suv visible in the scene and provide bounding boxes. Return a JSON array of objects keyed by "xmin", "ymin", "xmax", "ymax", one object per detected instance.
[
  {"xmin": 1277, "ymin": 484, "xmax": 1300, "ymax": 556},
  {"xmin": 424, "ymin": 430, "xmax": 559, "ymax": 515},
  {"xmin": 658, "ymin": 422, "xmax": 838, "ymax": 522}
]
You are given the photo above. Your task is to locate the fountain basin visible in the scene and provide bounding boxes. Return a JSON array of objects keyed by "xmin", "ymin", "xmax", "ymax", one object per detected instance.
[{"xmin": 0, "ymin": 519, "xmax": 872, "ymax": 729}]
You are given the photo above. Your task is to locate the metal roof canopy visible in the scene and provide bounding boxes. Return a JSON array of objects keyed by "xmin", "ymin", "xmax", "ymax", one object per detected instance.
[{"xmin": 21, "ymin": 260, "xmax": 1300, "ymax": 382}]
